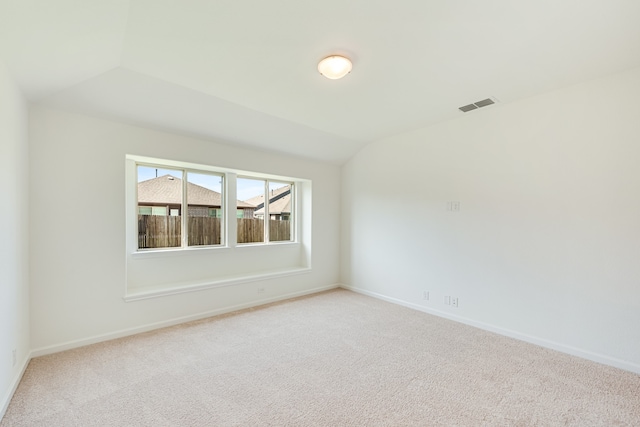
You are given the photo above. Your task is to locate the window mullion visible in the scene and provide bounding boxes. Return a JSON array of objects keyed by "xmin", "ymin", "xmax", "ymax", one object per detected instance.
[
  {"xmin": 220, "ymin": 175, "xmax": 226, "ymax": 246},
  {"xmin": 182, "ymin": 169, "xmax": 188, "ymax": 247},
  {"xmin": 264, "ymin": 180, "xmax": 270, "ymax": 243},
  {"xmin": 290, "ymin": 184, "xmax": 295, "ymax": 242},
  {"xmin": 227, "ymin": 173, "xmax": 237, "ymax": 247}
]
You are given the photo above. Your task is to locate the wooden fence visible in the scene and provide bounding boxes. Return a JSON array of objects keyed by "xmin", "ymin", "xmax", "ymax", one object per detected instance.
[
  {"xmin": 138, "ymin": 216, "xmax": 291, "ymax": 248},
  {"xmin": 237, "ymin": 218, "xmax": 264, "ymax": 243},
  {"xmin": 236, "ymin": 218, "xmax": 291, "ymax": 243},
  {"xmin": 138, "ymin": 215, "xmax": 183, "ymax": 248},
  {"xmin": 189, "ymin": 216, "xmax": 222, "ymax": 246},
  {"xmin": 269, "ymin": 219, "xmax": 291, "ymax": 242}
]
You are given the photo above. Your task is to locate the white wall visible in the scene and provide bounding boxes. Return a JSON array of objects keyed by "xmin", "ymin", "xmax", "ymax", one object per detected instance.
[
  {"xmin": 29, "ymin": 107, "xmax": 340, "ymax": 351},
  {"xmin": 0, "ymin": 63, "xmax": 29, "ymax": 415},
  {"xmin": 341, "ymin": 67, "xmax": 640, "ymax": 372}
]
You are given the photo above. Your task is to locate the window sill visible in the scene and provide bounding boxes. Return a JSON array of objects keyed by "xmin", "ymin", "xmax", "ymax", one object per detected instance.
[
  {"xmin": 235, "ymin": 241, "xmax": 299, "ymax": 249},
  {"xmin": 130, "ymin": 241, "xmax": 300, "ymax": 259},
  {"xmin": 129, "ymin": 242, "xmax": 300, "ymax": 259},
  {"xmin": 130, "ymin": 244, "xmax": 229, "ymax": 259},
  {"xmin": 124, "ymin": 266, "xmax": 311, "ymax": 302}
]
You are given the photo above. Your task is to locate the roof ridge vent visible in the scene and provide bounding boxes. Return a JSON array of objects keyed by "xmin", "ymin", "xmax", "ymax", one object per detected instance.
[{"xmin": 459, "ymin": 97, "xmax": 498, "ymax": 113}]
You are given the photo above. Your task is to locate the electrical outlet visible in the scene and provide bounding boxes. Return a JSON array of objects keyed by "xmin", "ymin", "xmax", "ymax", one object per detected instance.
[
  {"xmin": 444, "ymin": 296, "xmax": 451, "ymax": 305},
  {"xmin": 12, "ymin": 349, "xmax": 16, "ymax": 367},
  {"xmin": 446, "ymin": 201, "xmax": 461, "ymax": 212},
  {"xmin": 422, "ymin": 291, "xmax": 429, "ymax": 300},
  {"xmin": 451, "ymin": 297, "xmax": 459, "ymax": 308}
]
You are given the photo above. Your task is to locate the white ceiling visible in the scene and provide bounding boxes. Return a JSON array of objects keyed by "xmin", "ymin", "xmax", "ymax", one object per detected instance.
[{"xmin": 2, "ymin": 0, "xmax": 640, "ymax": 164}]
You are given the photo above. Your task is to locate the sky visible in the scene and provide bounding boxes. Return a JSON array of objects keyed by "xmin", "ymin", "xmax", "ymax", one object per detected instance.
[{"xmin": 138, "ymin": 166, "xmax": 288, "ymax": 201}]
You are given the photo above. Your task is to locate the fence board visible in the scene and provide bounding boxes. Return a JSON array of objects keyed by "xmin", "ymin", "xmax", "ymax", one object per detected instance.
[
  {"xmin": 270, "ymin": 219, "xmax": 291, "ymax": 242},
  {"xmin": 188, "ymin": 216, "xmax": 221, "ymax": 246},
  {"xmin": 138, "ymin": 215, "xmax": 181, "ymax": 248},
  {"xmin": 139, "ymin": 216, "xmax": 291, "ymax": 248},
  {"xmin": 237, "ymin": 218, "xmax": 264, "ymax": 243}
]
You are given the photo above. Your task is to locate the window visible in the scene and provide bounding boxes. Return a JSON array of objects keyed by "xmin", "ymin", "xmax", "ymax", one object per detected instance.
[
  {"xmin": 126, "ymin": 155, "xmax": 308, "ymax": 300},
  {"xmin": 237, "ymin": 177, "xmax": 265, "ymax": 243},
  {"xmin": 137, "ymin": 165, "xmax": 224, "ymax": 250},
  {"xmin": 268, "ymin": 181, "xmax": 293, "ymax": 242},
  {"xmin": 130, "ymin": 156, "xmax": 299, "ymax": 253},
  {"xmin": 187, "ymin": 172, "xmax": 223, "ymax": 246},
  {"xmin": 237, "ymin": 177, "xmax": 294, "ymax": 244}
]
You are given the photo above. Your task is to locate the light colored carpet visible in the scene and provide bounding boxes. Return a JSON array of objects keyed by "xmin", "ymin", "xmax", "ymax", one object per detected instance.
[{"xmin": 2, "ymin": 289, "xmax": 639, "ymax": 426}]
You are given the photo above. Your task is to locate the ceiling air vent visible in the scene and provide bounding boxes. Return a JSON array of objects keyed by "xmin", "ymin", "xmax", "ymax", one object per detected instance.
[
  {"xmin": 459, "ymin": 104, "xmax": 478, "ymax": 113},
  {"xmin": 459, "ymin": 97, "xmax": 498, "ymax": 113}
]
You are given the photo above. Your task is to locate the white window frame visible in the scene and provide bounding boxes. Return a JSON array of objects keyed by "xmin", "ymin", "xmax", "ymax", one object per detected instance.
[
  {"xmin": 127, "ymin": 155, "xmax": 300, "ymax": 254},
  {"xmin": 236, "ymin": 177, "xmax": 295, "ymax": 245},
  {"xmin": 135, "ymin": 162, "xmax": 226, "ymax": 250}
]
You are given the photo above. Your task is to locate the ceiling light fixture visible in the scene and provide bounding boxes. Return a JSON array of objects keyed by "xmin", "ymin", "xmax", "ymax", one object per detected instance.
[{"xmin": 318, "ymin": 55, "xmax": 352, "ymax": 80}]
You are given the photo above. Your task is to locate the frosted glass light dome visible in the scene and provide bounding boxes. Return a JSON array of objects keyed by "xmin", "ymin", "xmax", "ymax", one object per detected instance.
[{"xmin": 317, "ymin": 55, "xmax": 352, "ymax": 79}]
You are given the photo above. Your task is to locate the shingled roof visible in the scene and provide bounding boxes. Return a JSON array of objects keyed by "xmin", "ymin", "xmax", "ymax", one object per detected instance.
[
  {"xmin": 246, "ymin": 185, "xmax": 292, "ymax": 215},
  {"xmin": 254, "ymin": 196, "xmax": 291, "ymax": 216},
  {"xmin": 138, "ymin": 175, "xmax": 254, "ymax": 208}
]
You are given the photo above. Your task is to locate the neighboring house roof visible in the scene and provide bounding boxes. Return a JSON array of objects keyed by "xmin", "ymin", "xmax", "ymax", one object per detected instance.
[
  {"xmin": 246, "ymin": 185, "xmax": 291, "ymax": 216},
  {"xmin": 138, "ymin": 175, "xmax": 254, "ymax": 208},
  {"xmin": 255, "ymin": 196, "xmax": 291, "ymax": 216}
]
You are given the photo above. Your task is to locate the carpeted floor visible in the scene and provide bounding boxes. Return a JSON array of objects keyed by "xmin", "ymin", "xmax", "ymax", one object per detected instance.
[{"xmin": 2, "ymin": 289, "xmax": 640, "ymax": 426}]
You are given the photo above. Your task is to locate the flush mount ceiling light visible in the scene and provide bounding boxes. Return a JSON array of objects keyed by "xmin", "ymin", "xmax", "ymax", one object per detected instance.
[{"xmin": 318, "ymin": 55, "xmax": 352, "ymax": 79}]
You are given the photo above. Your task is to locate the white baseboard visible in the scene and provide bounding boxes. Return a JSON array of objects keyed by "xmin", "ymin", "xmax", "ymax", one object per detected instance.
[
  {"xmin": 0, "ymin": 351, "xmax": 32, "ymax": 422},
  {"xmin": 339, "ymin": 284, "xmax": 640, "ymax": 375},
  {"xmin": 32, "ymin": 284, "xmax": 339, "ymax": 358}
]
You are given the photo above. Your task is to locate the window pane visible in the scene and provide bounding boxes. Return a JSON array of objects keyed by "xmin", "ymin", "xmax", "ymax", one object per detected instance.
[
  {"xmin": 137, "ymin": 166, "xmax": 182, "ymax": 249},
  {"xmin": 187, "ymin": 172, "xmax": 223, "ymax": 246},
  {"xmin": 268, "ymin": 181, "xmax": 293, "ymax": 242},
  {"xmin": 152, "ymin": 206, "xmax": 167, "ymax": 216},
  {"xmin": 237, "ymin": 177, "xmax": 264, "ymax": 243}
]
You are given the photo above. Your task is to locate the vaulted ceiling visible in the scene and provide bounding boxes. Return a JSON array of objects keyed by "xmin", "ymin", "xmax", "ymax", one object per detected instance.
[{"xmin": 2, "ymin": 0, "xmax": 640, "ymax": 163}]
